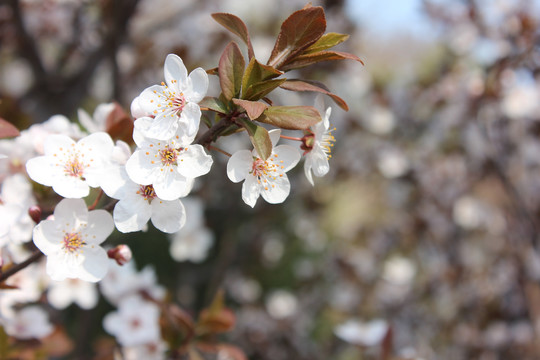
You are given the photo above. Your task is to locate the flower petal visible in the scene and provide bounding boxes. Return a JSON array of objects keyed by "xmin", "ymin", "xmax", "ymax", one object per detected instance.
[
  {"xmin": 142, "ymin": 112, "xmax": 179, "ymax": 140},
  {"xmin": 113, "ymin": 195, "xmax": 152, "ymax": 233},
  {"xmin": 268, "ymin": 129, "xmax": 281, "ymax": 147},
  {"xmin": 260, "ymin": 174, "xmax": 290, "ymax": 204},
  {"xmin": 164, "ymin": 54, "xmax": 188, "ymax": 89},
  {"xmin": 82, "ymin": 209, "xmax": 114, "ymax": 245},
  {"xmin": 26, "ymin": 156, "xmax": 60, "ymax": 187},
  {"xmin": 52, "ymin": 176, "xmax": 90, "ymax": 198},
  {"xmin": 176, "ymin": 145, "xmax": 213, "ymax": 178},
  {"xmin": 309, "ymin": 146, "xmax": 330, "ymax": 177},
  {"xmin": 150, "ymin": 199, "xmax": 186, "ymax": 233},
  {"xmin": 227, "ymin": 150, "xmax": 253, "ymax": 183},
  {"xmin": 153, "ymin": 171, "xmax": 193, "ymax": 200},
  {"xmin": 178, "ymin": 102, "xmax": 201, "ymax": 138},
  {"xmin": 125, "ymin": 150, "xmax": 158, "ymax": 185},
  {"xmin": 304, "ymin": 157, "xmax": 314, "ymax": 186},
  {"xmin": 54, "ymin": 198, "xmax": 88, "ymax": 225},
  {"xmin": 241, "ymin": 174, "xmax": 260, "ymax": 208},
  {"xmin": 273, "ymin": 145, "xmax": 301, "ymax": 172},
  {"xmin": 77, "ymin": 246, "xmax": 109, "ymax": 282},
  {"xmin": 33, "ymin": 220, "xmax": 62, "ymax": 255},
  {"xmin": 186, "ymin": 67, "xmax": 208, "ymax": 103}
]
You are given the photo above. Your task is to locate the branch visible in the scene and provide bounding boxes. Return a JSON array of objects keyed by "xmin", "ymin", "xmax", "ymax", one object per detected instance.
[{"xmin": 0, "ymin": 250, "xmax": 43, "ymax": 283}]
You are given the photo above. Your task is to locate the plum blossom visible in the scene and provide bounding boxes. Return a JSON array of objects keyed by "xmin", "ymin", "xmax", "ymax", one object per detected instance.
[
  {"xmin": 77, "ymin": 102, "xmax": 116, "ymax": 133},
  {"xmin": 303, "ymin": 102, "xmax": 335, "ymax": 186},
  {"xmin": 32, "ymin": 198, "xmax": 113, "ymax": 282},
  {"xmin": 227, "ymin": 129, "xmax": 301, "ymax": 207},
  {"xmin": 134, "ymin": 53, "xmax": 208, "ymax": 140},
  {"xmin": 25, "ymin": 132, "xmax": 114, "ymax": 198},
  {"xmin": 125, "ymin": 120, "xmax": 212, "ymax": 201},
  {"xmin": 1, "ymin": 306, "xmax": 54, "ymax": 340},
  {"xmin": 103, "ymin": 295, "xmax": 161, "ymax": 346},
  {"xmin": 47, "ymin": 278, "xmax": 99, "ymax": 310},
  {"xmin": 0, "ymin": 174, "xmax": 36, "ymax": 247},
  {"xmin": 334, "ymin": 319, "xmax": 389, "ymax": 347}
]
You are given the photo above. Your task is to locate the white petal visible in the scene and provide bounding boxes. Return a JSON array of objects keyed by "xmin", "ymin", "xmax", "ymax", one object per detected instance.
[
  {"xmin": 150, "ymin": 199, "xmax": 186, "ymax": 233},
  {"xmin": 113, "ymin": 196, "xmax": 152, "ymax": 233},
  {"xmin": 43, "ymin": 134, "xmax": 75, "ymax": 156},
  {"xmin": 241, "ymin": 174, "xmax": 260, "ymax": 208},
  {"xmin": 273, "ymin": 145, "xmax": 301, "ymax": 172},
  {"xmin": 304, "ymin": 157, "xmax": 315, "ymax": 186},
  {"xmin": 78, "ymin": 109, "xmax": 97, "ymax": 133},
  {"xmin": 309, "ymin": 147, "xmax": 330, "ymax": 177},
  {"xmin": 178, "ymin": 102, "xmax": 201, "ymax": 138},
  {"xmin": 82, "ymin": 209, "xmax": 114, "ymax": 245},
  {"xmin": 77, "ymin": 246, "xmax": 109, "ymax": 282},
  {"xmin": 164, "ymin": 54, "xmax": 188, "ymax": 88},
  {"xmin": 25, "ymin": 156, "xmax": 60, "ymax": 187},
  {"xmin": 186, "ymin": 67, "xmax": 208, "ymax": 103},
  {"xmin": 153, "ymin": 171, "xmax": 193, "ymax": 200},
  {"xmin": 176, "ymin": 145, "xmax": 213, "ymax": 178},
  {"xmin": 32, "ymin": 220, "xmax": 62, "ymax": 255},
  {"xmin": 131, "ymin": 96, "xmax": 147, "ymax": 118},
  {"xmin": 143, "ymin": 112, "xmax": 179, "ymax": 140},
  {"xmin": 54, "ymin": 198, "xmax": 88, "ymax": 224},
  {"xmin": 78, "ymin": 132, "xmax": 114, "ymax": 155},
  {"xmin": 138, "ymin": 85, "xmax": 167, "ymax": 114},
  {"xmin": 268, "ymin": 129, "xmax": 281, "ymax": 147},
  {"xmin": 52, "ymin": 176, "xmax": 90, "ymax": 198},
  {"xmin": 125, "ymin": 150, "xmax": 158, "ymax": 185},
  {"xmin": 260, "ymin": 174, "xmax": 290, "ymax": 204},
  {"xmin": 227, "ymin": 150, "xmax": 253, "ymax": 183},
  {"xmin": 46, "ymin": 253, "xmax": 72, "ymax": 281},
  {"xmin": 133, "ymin": 117, "xmax": 155, "ymax": 146}
]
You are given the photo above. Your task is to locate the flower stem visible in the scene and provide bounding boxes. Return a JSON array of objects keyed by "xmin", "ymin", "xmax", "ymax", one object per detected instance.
[
  {"xmin": 280, "ymin": 135, "xmax": 303, "ymax": 141},
  {"xmin": 88, "ymin": 189, "xmax": 104, "ymax": 210},
  {"xmin": 0, "ymin": 250, "xmax": 43, "ymax": 283},
  {"xmin": 208, "ymin": 145, "xmax": 231, "ymax": 157}
]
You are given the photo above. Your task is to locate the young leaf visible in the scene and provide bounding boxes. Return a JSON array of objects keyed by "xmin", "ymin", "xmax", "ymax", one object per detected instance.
[
  {"xmin": 212, "ymin": 13, "xmax": 255, "ymax": 59},
  {"xmin": 257, "ymin": 106, "xmax": 321, "ymax": 130},
  {"xmin": 199, "ymin": 96, "xmax": 229, "ymax": 114},
  {"xmin": 0, "ymin": 118, "xmax": 20, "ymax": 139},
  {"xmin": 238, "ymin": 118, "xmax": 272, "ymax": 160},
  {"xmin": 206, "ymin": 67, "xmax": 219, "ymax": 75},
  {"xmin": 105, "ymin": 102, "xmax": 134, "ymax": 144},
  {"xmin": 243, "ymin": 78, "xmax": 287, "ymax": 101},
  {"xmin": 242, "ymin": 58, "xmax": 282, "ymax": 98},
  {"xmin": 304, "ymin": 32, "xmax": 350, "ymax": 54},
  {"xmin": 267, "ymin": 6, "xmax": 326, "ymax": 68},
  {"xmin": 281, "ymin": 50, "xmax": 364, "ymax": 71},
  {"xmin": 232, "ymin": 99, "xmax": 268, "ymax": 120},
  {"xmin": 197, "ymin": 290, "xmax": 236, "ymax": 335},
  {"xmin": 218, "ymin": 42, "xmax": 245, "ymax": 100},
  {"xmin": 280, "ymin": 79, "xmax": 349, "ymax": 111}
]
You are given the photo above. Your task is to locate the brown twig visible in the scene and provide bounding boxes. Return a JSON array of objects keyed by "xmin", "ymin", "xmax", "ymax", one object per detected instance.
[{"xmin": 0, "ymin": 250, "xmax": 43, "ymax": 283}]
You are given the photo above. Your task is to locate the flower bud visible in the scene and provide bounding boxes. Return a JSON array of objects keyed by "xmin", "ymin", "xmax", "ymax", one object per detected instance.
[
  {"xmin": 107, "ymin": 244, "xmax": 132, "ymax": 266},
  {"xmin": 28, "ymin": 205, "xmax": 42, "ymax": 224}
]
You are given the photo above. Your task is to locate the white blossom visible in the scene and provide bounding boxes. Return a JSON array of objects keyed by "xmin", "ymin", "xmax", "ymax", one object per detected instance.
[
  {"xmin": 135, "ymin": 54, "xmax": 208, "ymax": 140},
  {"xmin": 334, "ymin": 319, "xmax": 389, "ymax": 347},
  {"xmin": 227, "ymin": 129, "xmax": 300, "ymax": 207},
  {"xmin": 26, "ymin": 132, "xmax": 114, "ymax": 198},
  {"xmin": 47, "ymin": 278, "xmax": 99, "ymax": 310},
  {"xmin": 32, "ymin": 198, "xmax": 113, "ymax": 282},
  {"xmin": 1, "ymin": 306, "xmax": 54, "ymax": 340},
  {"xmin": 304, "ymin": 105, "xmax": 334, "ymax": 186},
  {"xmin": 103, "ymin": 295, "xmax": 161, "ymax": 346}
]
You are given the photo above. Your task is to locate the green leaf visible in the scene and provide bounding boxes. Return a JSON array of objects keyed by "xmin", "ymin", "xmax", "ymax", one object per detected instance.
[
  {"xmin": 212, "ymin": 13, "xmax": 255, "ymax": 59},
  {"xmin": 267, "ymin": 6, "xmax": 326, "ymax": 68},
  {"xmin": 257, "ymin": 106, "xmax": 321, "ymax": 130},
  {"xmin": 304, "ymin": 32, "xmax": 350, "ymax": 54},
  {"xmin": 280, "ymin": 79, "xmax": 349, "ymax": 111},
  {"xmin": 241, "ymin": 58, "xmax": 282, "ymax": 98},
  {"xmin": 238, "ymin": 118, "xmax": 272, "ymax": 160},
  {"xmin": 0, "ymin": 118, "xmax": 20, "ymax": 139},
  {"xmin": 243, "ymin": 79, "xmax": 286, "ymax": 101},
  {"xmin": 232, "ymin": 99, "xmax": 268, "ymax": 120},
  {"xmin": 218, "ymin": 42, "xmax": 245, "ymax": 100},
  {"xmin": 199, "ymin": 96, "xmax": 229, "ymax": 114},
  {"xmin": 281, "ymin": 50, "xmax": 364, "ymax": 71}
]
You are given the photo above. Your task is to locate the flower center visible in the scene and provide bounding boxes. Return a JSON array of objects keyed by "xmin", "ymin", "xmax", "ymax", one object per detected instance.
[
  {"xmin": 163, "ymin": 83, "xmax": 186, "ymax": 115},
  {"xmin": 321, "ymin": 127, "xmax": 336, "ymax": 159},
  {"xmin": 63, "ymin": 155, "xmax": 86, "ymax": 179},
  {"xmin": 251, "ymin": 158, "xmax": 275, "ymax": 178},
  {"xmin": 159, "ymin": 146, "xmax": 180, "ymax": 166},
  {"xmin": 62, "ymin": 232, "xmax": 86, "ymax": 253},
  {"xmin": 137, "ymin": 185, "xmax": 157, "ymax": 202}
]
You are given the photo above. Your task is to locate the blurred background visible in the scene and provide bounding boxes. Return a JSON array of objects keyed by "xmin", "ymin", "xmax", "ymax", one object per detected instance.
[{"xmin": 1, "ymin": 0, "xmax": 540, "ymax": 359}]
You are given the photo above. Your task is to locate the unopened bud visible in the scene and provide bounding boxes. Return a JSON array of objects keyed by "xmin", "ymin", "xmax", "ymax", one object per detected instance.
[
  {"xmin": 107, "ymin": 244, "xmax": 132, "ymax": 266},
  {"xmin": 28, "ymin": 205, "xmax": 42, "ymax": 224}
]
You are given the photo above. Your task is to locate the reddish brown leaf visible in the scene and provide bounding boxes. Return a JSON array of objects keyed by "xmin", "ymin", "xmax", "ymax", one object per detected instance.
[
  {"xmin": 212, "ymin": 13, "xmax": 255, "ymax": 59},
  {"xmin": 196, "ymin": 289, "xmax": 237, "ymax": 335},
  {"xmin": 232, "ymin": 99, "xmax": 268, "ymax": 120},
  {"xmin": 0, "ymin": 118, "xmax": 20, "ymax": 139},
  {"xmin": 105, "ymin": 102, "xmax": 134, "ymax": 144},
  {"xmin": 257, "ymin": 105, "xmax": 321, "ymax": 130},
  {"xmin": 267, "ymin": 6, "xmax": 326, "ymax": 69},
  {"xmin": 280, "ymin": 79, "xmax": 349, "ymax": 111},
  {"xmin": 219, "ymin": 42, "xmax": 245, "ymax": 100},
  {"xmin": 206, "ymin": 67, "xmax": 219, "ymax": 75},
  {"xmin": 281, "ymin": 50, "xmax": 364, "ymax": 71}
]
